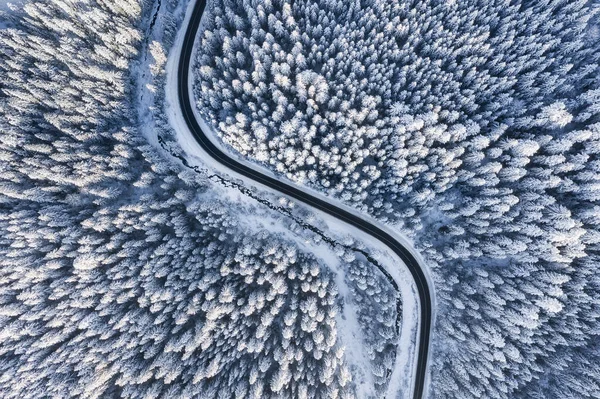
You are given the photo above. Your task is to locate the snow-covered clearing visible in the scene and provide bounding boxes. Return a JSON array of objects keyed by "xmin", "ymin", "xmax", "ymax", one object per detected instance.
[{"xmin": 162, "ymin": 0, "xmax": 435, "ymax": 396}]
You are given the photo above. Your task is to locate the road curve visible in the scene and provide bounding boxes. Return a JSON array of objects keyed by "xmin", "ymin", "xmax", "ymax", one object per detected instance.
[{"xmin": 177, "ymin": 0, "xmax": 432, "ymax": 397}]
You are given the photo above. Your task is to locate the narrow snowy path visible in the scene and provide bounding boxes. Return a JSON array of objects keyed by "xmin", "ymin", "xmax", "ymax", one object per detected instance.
[{"xmin": 163, "ymin": 0, "xmax": 435, "ymax": 397}]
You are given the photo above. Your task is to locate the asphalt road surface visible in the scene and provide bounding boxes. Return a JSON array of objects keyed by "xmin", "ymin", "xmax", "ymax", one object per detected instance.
[{"xmin": 177, "ymin": 0, "xmax": 432, "ymax": 397}]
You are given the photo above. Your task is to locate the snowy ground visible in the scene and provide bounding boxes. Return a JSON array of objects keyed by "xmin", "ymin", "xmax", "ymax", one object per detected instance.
[{"xmin": 161, "ymin": 0, "xmax": 436, "ymax": 397}]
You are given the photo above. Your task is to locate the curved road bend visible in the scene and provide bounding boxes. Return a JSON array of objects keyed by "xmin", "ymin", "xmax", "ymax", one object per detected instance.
[{"xmin": 177, "ymin": 0, "xmax": 432, "ymax": 397}]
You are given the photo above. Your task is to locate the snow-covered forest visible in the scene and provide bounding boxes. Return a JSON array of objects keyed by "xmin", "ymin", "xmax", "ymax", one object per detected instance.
[
  {"xmin": 194, "ymin": 0, "xmax": 600, "ymax": 398},
  {"xmin": 2, "ymin": 0, "xmax": 600, "ymax": 397},
  {"xmin": 0, "ymin": 0, "xmax": 405, "ymax": 397}
]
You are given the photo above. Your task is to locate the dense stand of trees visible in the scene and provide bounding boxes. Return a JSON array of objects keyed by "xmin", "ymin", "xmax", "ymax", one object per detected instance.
[
  {"xmin": 0, "ymin": 0, "xmax": 404, "ymax": 397},
  {"xmin": 194, "ymin": 0, "xmax": 600, "ymax": 397},
  {"xmin": 346, "ymin": 257, "xmax": 399, "ymax": 394}
]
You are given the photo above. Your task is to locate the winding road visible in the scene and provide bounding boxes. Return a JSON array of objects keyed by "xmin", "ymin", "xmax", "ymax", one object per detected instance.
[{"xmin": 175, "ymin": 0, "xmax": 433, "ymax": 397}]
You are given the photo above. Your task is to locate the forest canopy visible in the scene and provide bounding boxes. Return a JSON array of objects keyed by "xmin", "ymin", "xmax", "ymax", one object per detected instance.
[
  {"xmin": 194, "ymin": 0, "xmax": 600, "ymax": 397},
  {"xmin": 0, "ymin": 0, "xmax": 399, "ymax": 397}
]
